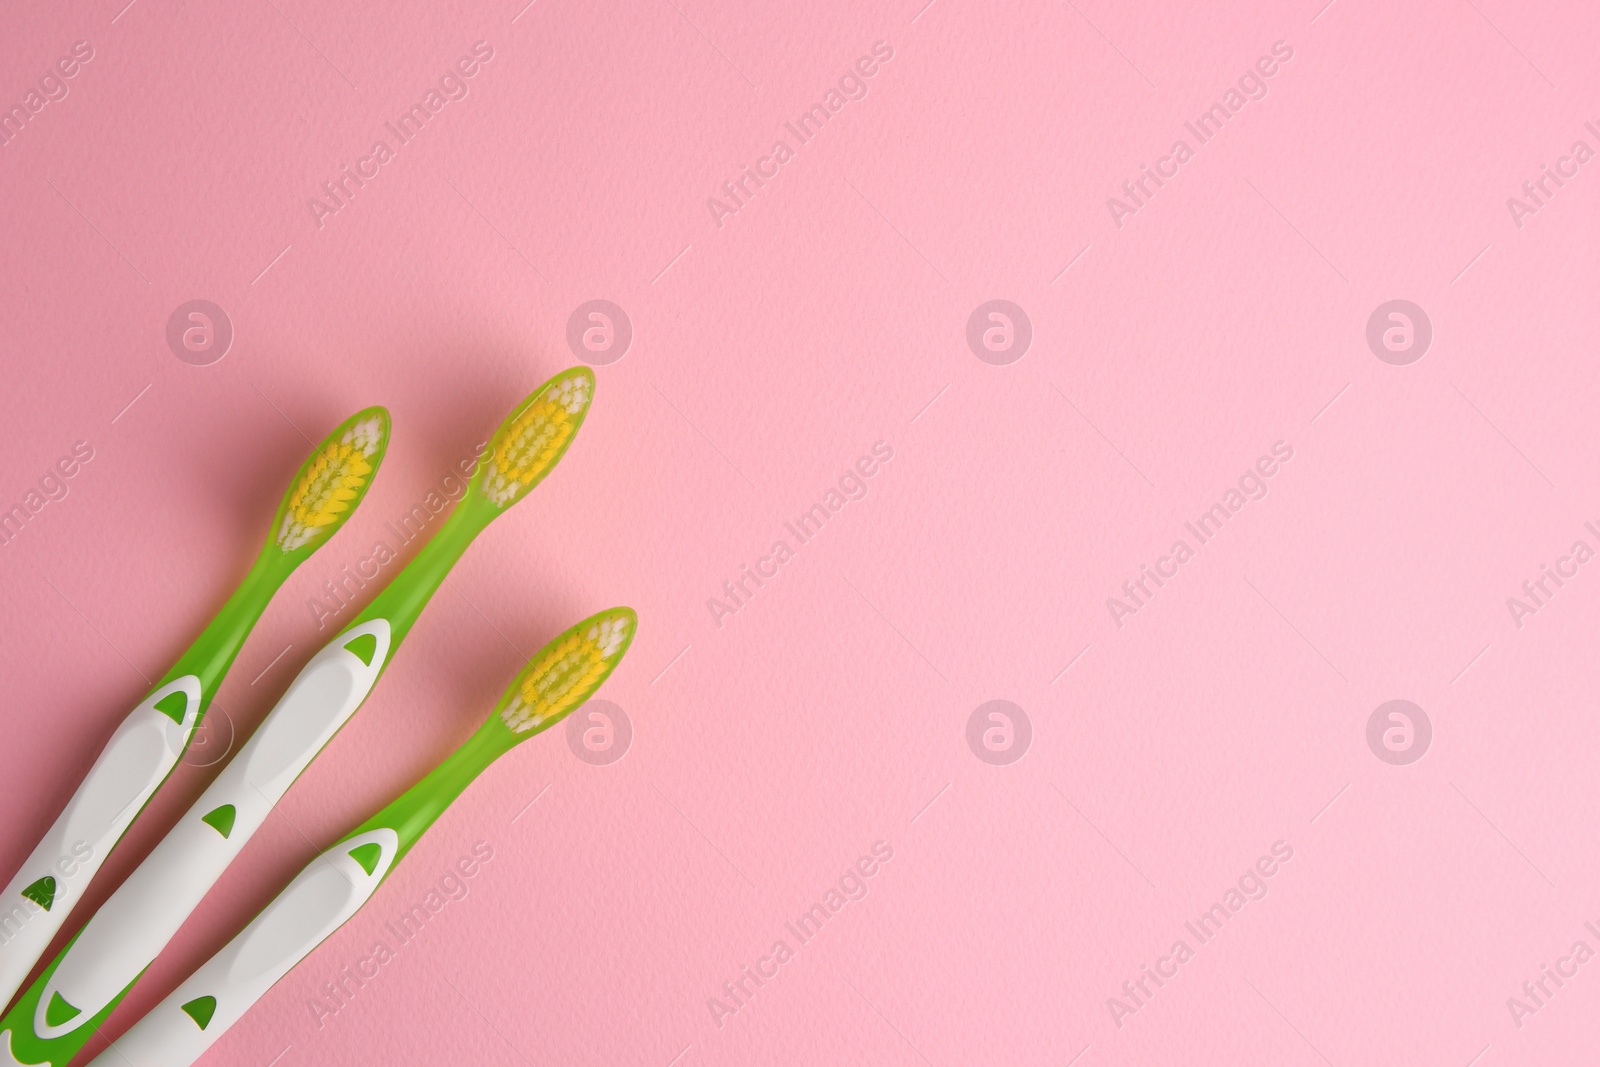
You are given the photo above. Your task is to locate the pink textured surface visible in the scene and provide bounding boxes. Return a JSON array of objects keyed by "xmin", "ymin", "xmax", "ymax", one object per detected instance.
[{"xmin": 3, "ymin": 0, "xmax": 1600, "ymax": 1063}]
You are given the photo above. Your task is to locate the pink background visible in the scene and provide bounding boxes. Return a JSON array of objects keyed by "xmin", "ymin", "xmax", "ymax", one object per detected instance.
[{"xmin": 3, "ymin": 0, "xmax": 1600, "ymax": 1063}]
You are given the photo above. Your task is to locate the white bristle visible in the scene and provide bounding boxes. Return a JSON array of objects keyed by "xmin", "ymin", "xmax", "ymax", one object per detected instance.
[
  {"xmin": 588, "ymin": 616, "xmax": 629, "ymax": 657},
  {"xmin": 342, "ymin": 416, "xmax": 384, "ymax": 457},
  {"xmin": 551, "ymin": 375, "xmax": 591, "ymax": 414}
]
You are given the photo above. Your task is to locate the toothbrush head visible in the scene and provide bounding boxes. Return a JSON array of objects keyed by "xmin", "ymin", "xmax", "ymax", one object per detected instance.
[
  {"xmin": 496, "ymin": 607, "xmax": 636, "ymax": 738},
  {"xmin": 476, "ymin": 367, "xmax": 594, "ymax": 509},
  {"xmin": 273, "ymin": 407, "xmax": 391, "ymax": 553}
]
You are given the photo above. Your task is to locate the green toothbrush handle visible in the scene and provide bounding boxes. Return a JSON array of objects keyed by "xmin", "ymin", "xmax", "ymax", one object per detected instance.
[
  {"xmin": 88, "ymin": 599, "xmax": 639, "ymax": 1067},
  {"xmin": 17, "ymin": 616, "xmax": 395, "ymax": 1052},
  {"xmin": 87, "ymin": 825, "xmax": 403, "ymax": 1067},
  {"xmin": 2, "ymin": 500, "xmax": 493, "ymax": 1062},
  {"xmin": 0, "ymin": 552, "xmax": 286, "ymax": 1014},
  {"xmin": 90, "ymin": 731, "xmax": 505, "ymax": 1067}
]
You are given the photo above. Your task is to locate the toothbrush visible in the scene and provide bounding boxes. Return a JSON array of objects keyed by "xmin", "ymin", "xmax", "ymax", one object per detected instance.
[
  {"xmin": 0, "ymin": 368, "xmax": 594, "ymax": 1067},
  {"xmin": 90, "ymin": 607, "xmax": 636, "ymax": 1067},
  {"xmin": 0, "ymin": 406, "xmax": 390, "ymax": 1015}
]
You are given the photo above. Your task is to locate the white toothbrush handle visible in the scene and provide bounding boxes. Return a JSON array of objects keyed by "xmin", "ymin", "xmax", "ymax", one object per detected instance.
[
  {"xmin": 32, "ymin": 620, "xmax": 391, "ymax": 1038},
  {"xmin": 0, "ymin": 676, "xmax": 200, "ymax": 1011},
  {"xmin": 90, "ymin": 828, "xmax": 398, "ymax": 1067}
]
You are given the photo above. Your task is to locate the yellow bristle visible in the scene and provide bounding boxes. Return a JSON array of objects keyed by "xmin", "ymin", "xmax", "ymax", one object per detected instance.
[
  {"xmin": 481, "ymin": 373, "xmax": 592, "ymax": 506},
  {"xmin": 501, "ymin": 611, "xmax": 633, "ymax": 734},
  {"xmin": 277, "ymin": 416, "xmax": 384, "ymax": 550}
]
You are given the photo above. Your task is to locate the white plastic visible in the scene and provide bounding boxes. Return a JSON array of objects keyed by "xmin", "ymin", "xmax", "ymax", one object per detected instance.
[
  {"xmin": 0, "ymin": 676, "xmax": 201, "ymax": 1012},
  {"xmin": 36, "ymin": 620, "xmax": 390, "ymax": 1038},
  {"xmin": 88, "ymin": 829, "xmax": 397, "ymax": 1067}
]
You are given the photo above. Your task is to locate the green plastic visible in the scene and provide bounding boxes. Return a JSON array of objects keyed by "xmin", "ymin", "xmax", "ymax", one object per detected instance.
[
  {"xmin": 179, "ymin": 995, "xmax": 216, "ymax": 1030},
  {"xmin": 346, "ymin": 608, "xmax": 636, "ymax": 872},
  {"xmin": 200, "ymin": 805, "xmax": 236, "ymax": 839},
  {"xmin": 339, "ymin": 489, "xmax": 499, "ymax": 651},
  {"xmin": 0, "ymin": 932, "xmax": 135, "ymax": 1066},
  {"xmin": 346, "ymin": 842, "xmax": 382, "ymax": 876},
  {"xmin": 71, "ymin": 611, "xmax": 631, "ymax": 1067},
  {"xmin": 62, "ymin": 405, "xmax": 391, "ymax": 869},
  {"xmin": 42, "ymin": 994, "xmax": 76, "ymax": 1029},
  {"xmin": 19, "ymin": 877, "xmax": 54, "ymax": 912},
  {"xmin": 342, "ymin": 632, "xmax": 378, "ymax": 666},
  {"xmin": 153, "ymin": 406, "xmax": 392, "ymax": 720},
  {"xmin": 0, "ymin": 408, "xmax": 390, "ymax": 1066},
  {"xmin": 307, "ymin": 613, "xmax": 635, "ymax": 919},
  {"xmin": 330, "ymin": 368, "xmax": 595, "ymax": 652},
  {"xmin": 151, "ymin": 691, "xmax": 189, "ymax": 725},
  {"xmin": 0, "ymin": 372, "xmax": 595, "ymax": 1067}
]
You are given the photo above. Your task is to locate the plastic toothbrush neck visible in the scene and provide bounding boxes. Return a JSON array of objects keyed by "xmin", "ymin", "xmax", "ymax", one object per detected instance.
[{"xmin": 344, "ymin": 491, "xmax": 499, "ymax": 648}]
